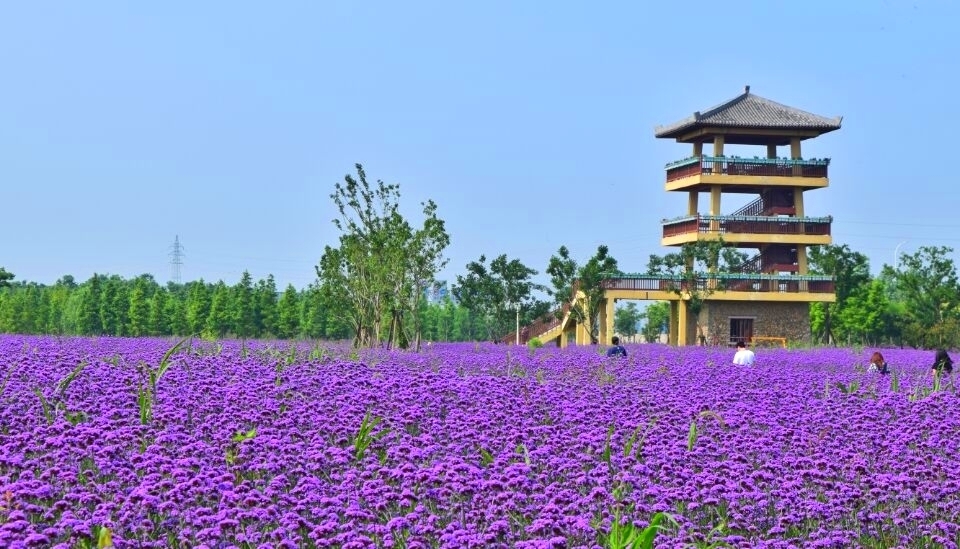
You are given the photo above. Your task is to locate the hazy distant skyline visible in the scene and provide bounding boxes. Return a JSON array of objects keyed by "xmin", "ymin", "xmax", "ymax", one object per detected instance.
[{"xmin": 3, "ymin": 1, "xmax": 958, "ymax": 289}]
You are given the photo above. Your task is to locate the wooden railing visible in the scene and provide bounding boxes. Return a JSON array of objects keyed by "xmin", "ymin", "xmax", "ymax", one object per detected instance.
[
  {"xmin": 500, "ymin": 287, "xmax": 577, "ymax": 344},
  {"xmin": 665, "ymin": 156, "xmax": 830, "ymax": 183},
  {"xmin": 731, "ymin": 190, "xmax": 796, "ymax": 217},
  {"xmin": 662, "ymin": 215, "xmax": 832, "ymax": 238},
  {"xmin": 500, "ymin": 313, "xmax": 563, "ymax": 345}
]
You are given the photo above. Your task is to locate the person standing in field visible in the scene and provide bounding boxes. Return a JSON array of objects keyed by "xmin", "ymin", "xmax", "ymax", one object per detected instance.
[
  {"xmin": 932, "ymin": 349, "xmax": 953, "ymax": 377},
  {"xmin": 732, "ymin": 340, "xmax": 755, "ymax": 366},
  {"xmin": 606, "ymin": 336, "xmax": 627, "ymax": 358},
  {"xmin": 868, "ymin": 351, "xmax": 889, "ymax": 375}
]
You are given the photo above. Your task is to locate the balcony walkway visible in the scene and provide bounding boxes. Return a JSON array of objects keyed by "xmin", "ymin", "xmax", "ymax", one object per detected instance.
[
  {"xmin": 501, "ymin": 273, "xmax": 835, "ymax": 346},
  {"xmin": 666, "ymin": 155, "xmax": 830, "ymax": 182}
]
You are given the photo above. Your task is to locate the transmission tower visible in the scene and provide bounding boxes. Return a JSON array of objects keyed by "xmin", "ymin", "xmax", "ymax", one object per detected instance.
[{"xmin": 169, "ymin": 235, "xmax": 185, "ymax": 284}]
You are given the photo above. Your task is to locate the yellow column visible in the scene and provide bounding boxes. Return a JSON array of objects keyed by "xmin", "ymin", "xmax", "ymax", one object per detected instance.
[
  {"xmin": 576, "ymin": 320, "xmax": 588, "ymax": 345},
  {"xmin": 677, "ymin": 302, "xmax": 689, "ymax": 346},
  {"xmin": 709, "ymin": 185, "xmax": 722, "ymax": 233},
  {"xmin": 605, "ymin": 298, "xmax": 615, "ymax": 343},
  {"xmin": 693, "ymin": 142, "xmax": 703, "ymax": 157},
  {"xmin": 669, "ymin": 301, "xmax": 679, "ymax": 346},
  {"xmin": 790, "ymin": 138, "xmax": 802, "ymax": 176},
  {"xmin": 767, "ymin": 144, "xmax": 777, "ymax": 159},
  {"xmin": 794, "ymin": 188, "xmax": 805, "ymax": 216},
  {"xmin": 713, "ymin": 136, "xmax": 725, "ymax": 157},
  {"xmin": 559, "ymin": 329, "xmax": 568, "ymax": 348},
  {"xmin": 688, "ymin": 192, "xmax": 698, "ymax": 216},
  {"xmin": 598, "ymin": 299, "xmax": 608, "ymax": 344}
]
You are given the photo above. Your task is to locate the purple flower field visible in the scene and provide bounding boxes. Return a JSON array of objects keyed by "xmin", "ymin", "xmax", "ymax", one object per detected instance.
[{"xmin": 1, "ymin": 335, "xmax": 959, "ymax": 548}]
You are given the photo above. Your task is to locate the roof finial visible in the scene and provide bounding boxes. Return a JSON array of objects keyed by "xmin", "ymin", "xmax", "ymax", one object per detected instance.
[
  {"xmin": 745, "ymin": 85, "xmax": 751, "ymax": 94},
  {"xmin": 693, "ymin": 111, "xmax": 701, "ymax": 120}
]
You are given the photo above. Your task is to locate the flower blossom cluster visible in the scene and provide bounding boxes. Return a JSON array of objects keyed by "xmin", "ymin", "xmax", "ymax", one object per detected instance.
[{"xmin": 1, "ymin": 335, "xmax": 959, "ymax": 548}]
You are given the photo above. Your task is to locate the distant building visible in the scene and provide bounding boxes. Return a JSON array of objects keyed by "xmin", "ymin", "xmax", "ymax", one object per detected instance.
[{"xmin": 424, "ymin": 280, "xmax": 450, "ymax": 304}]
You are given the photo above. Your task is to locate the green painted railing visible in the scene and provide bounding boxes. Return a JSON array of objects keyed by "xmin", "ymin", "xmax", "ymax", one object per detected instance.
[
  {"xmin": 601, "ymin": 273, "xmax": 835, "ymax": 294},
  {"xmin": 665, "ymin": 155, "xmax": 830, "ymax": 170},
  {"xmin": 665, "ymin": 156, "xmax": 831, "ymax": 182},
  {"xmin": 605, "ymin": 273, "xmax": 832, "ymax": 282},
  {"xmin": 661, "ymin": 214, "xmax": 833, "ymax": 224},
  {"xmin": 661, "ymin": 215, "xmax": 832, "ymax": 238}
]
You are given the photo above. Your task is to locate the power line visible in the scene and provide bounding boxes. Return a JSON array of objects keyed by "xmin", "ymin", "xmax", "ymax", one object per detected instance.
[{"xmin": 169, "ymin": 235, "xmax": 185, "ymax": 284}]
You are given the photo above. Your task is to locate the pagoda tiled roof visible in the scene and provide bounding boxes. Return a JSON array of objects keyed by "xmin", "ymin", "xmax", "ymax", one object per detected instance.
[{"xmin": 655, "ymin": 86, "xmax": 842, "ymax": 138}]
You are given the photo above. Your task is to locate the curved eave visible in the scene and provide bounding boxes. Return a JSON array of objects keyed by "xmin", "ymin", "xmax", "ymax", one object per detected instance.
[{"xmin": 654, "ymin": 123, "xmax": 842, "ymax": 145}]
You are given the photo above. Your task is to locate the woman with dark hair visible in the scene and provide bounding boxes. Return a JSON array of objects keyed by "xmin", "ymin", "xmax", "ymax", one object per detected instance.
[
  {"xmin": 932, "ymin": 349, "xmax": 953, "ymax": 376},
  {"xmin": 868, "ymin": 351, "xmax": 889, "ymax": 375}
]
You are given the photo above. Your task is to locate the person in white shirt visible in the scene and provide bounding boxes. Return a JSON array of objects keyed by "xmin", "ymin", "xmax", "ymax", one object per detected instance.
[{"xmin": 732, "ymin": 340, "xmax": 755, "ymax": 366}]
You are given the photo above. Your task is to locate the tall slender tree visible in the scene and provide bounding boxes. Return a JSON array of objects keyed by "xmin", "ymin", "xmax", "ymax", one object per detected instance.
[
  {"xmin": 205, "ymin": 282, "xmax": 232, "ymax": 338},
  {"xmin": 78, "ymin": 274, "xmax": 103, "ymax": 335},
  {"xmin": 276, "ymin": 284, "xmax": 301, "ymax": 339},
  {"xmin": 127, "ymin": 277, "xmax": 151, "ymax": 337},
  {"xmin": 149, "ymin": 288, "xmax": 170, "ymax": 336},
  {"xmin": 233, "ymin": 271, "xmax": 255, "ymax": 338},
  {"xmin": 186, "ymin": 280, "xmax": 211, "ymax": 335}
]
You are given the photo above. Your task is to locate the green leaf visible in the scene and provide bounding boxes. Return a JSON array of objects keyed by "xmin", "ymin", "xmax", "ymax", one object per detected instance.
[
  {"xmin": 687, "ymin": 420, "xmax": 698, "ymax": 452},
  {"xmin": 156, "ymin": 336, "xmax": 190, "ymax": 385},
  {"xmin": 97, "ymin": 526, "xmax": 114, "ymax": 548}
]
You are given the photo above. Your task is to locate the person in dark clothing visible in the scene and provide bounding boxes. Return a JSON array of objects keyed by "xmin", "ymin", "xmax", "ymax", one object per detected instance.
[
  {"xmin": 932, "ymin": 349, "xmax": 953, "ymax": 376},
  {"xmin": 606, "ymin": 336, "xmax": 627, "ymax": 358}
]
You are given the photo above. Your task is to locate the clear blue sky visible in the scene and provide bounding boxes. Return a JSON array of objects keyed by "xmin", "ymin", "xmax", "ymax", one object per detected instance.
[{"xmin": 1, "ymin": 1, "xmax": 956, "ymax": 290}]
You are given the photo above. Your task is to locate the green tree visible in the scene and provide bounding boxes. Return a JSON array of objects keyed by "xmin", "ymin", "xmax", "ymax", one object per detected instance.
[
  {"xmin": 835, "ymin": 278, "xmax": 890, "ymax": 345},
  {"xmin": 453, "ymin": 254, "xmax": 543, "ymax": 342},
  {"xmin": 205, "ymin": 281, "xmax": 232, "ymax": 338},
  {"xmin": 78, "ymin": 274, "xmax": 103, "ymax": 335},
  {"xmin": 808, "ymin": 244, "xmax": 871, "ymax": 345},
  {"xmin": 317, "ymin": 164, "xmax": 449, "ymax": 348},
  {"xmin": 99, "ymin": 277, "xmax": 126, "ymax": 336},
  {"xmin": 233, "ymin": 271, "xmax": 255, "ymax": 338},
  {"xmin": 641, "ymin": 301, "xmax": 671, "ymax": 343},
  {"xmin": 61, "ymin": 287, "xmax": 84, "ymax": 334},
  {"xmin": 0, "ymin": 267, "xmax": 13, "ymax": 288},
  {"xmin": 276, "ymin": 284, "xmax": 301, "ymax": 339},
  {"xmin": 401, "ymin": 200, "xmax": 450, "ymax": 351},
  {"xmin": 186, "ymin": 280, "xmax": 211, "ymax": 335},
  {"xmin": 547, "ymin": 245, "xmax": 620, "ymax": 344},
  {"xmin": 614, "ymin": 302, "xmax": 643, "ymax": 341},
  {"xmin": 149, "ymin": 288, "xmax": 170, "ymax": 336},
  {"xmin": 890, "ymin": 246, "xmax": 960, "ymax": 348},
  {"xmin": 166, "ymin": 295, "xmax": 189, "ymax": 336},
  {"xmin": 254, "ymin": 275, "xmax": 279, "ymax": 337},
  {"xmin": 45, "ymin": 283, "xmax": 71, "ymax": 334},
  {"xmin": 128, "ymin": 277, "xmax": 151, "ymax": 337}
]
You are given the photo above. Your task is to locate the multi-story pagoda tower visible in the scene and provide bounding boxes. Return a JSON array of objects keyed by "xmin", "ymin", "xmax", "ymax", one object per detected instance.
[{"xmin": 651, "ymin": 86, "xmax": 842, "ymax": 346}]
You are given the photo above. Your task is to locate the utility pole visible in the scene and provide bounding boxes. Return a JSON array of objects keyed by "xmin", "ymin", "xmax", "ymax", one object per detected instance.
[{"xmin": 170, "ymin": 235, "xmax": 185, "ymax": 284}]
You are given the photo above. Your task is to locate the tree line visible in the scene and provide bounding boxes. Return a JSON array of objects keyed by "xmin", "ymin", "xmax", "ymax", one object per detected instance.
[
  {"xmin": 5, "ymin": 163, "xmax": 960, "ymax": 349},
  {"xmin": 0, "ymin": 270, "xmax": 494, "ymax": 343}
]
